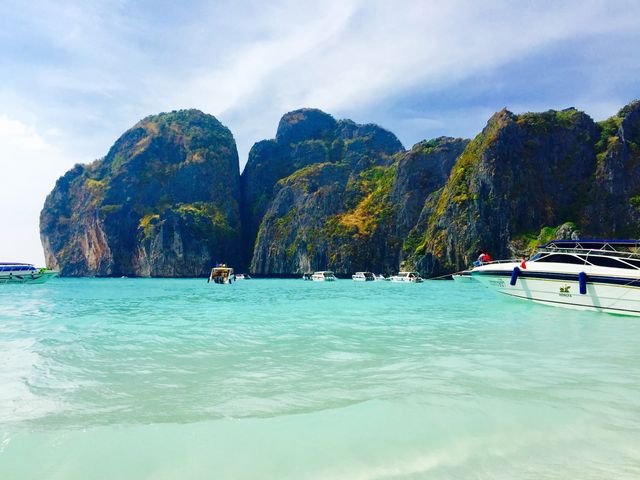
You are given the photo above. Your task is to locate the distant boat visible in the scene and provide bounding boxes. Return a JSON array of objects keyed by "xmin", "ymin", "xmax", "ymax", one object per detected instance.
[
  {"xmin": 0, "ymin": 263, "xmax": 58, "ymax": 284},
  {"xmin": 302, "ymin": 272, "xmax": 313, "ymax": 281},
  {"xmin": 352, "ymin": 271, "xmax": 375, "ymax": 281},
  {"xmin": 390, "ymin": 271, "xmax": 423, "ymax": 283},
  {"xmin": 235, "ymin": 274, "xmax": 251, "ymax": 280},
  {"xmin": 374, "ymin": 274, "xmax": 389, "ymax": 281},
  {"xmin": 312, "ymin": 271, "xmax": 337, "ymax": 282},
  {"xmin": 208, "ymin": 266, "xmax": 235, "ymax": 284},
  {"xmin": 452, "ymin": 270, "xmax": 474, "ymax": 282}
]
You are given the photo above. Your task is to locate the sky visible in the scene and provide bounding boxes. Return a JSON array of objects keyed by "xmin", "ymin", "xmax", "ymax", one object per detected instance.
[{"xmin": 1, "ymin": 0, "xmax": 640, "ymax": 265}]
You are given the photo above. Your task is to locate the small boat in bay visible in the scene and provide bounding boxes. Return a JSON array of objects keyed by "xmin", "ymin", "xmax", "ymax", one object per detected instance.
[
  {"xmin": 452, "ymin": 270, "xmax": 474, "ymax": 282},
  {"xmin": 235, "ymin": 274, "xmax": 251, "ymax": 280},
  {"xmin": 208, "ymin": 266, "xmax": 235, "ymax": 284},
  {"xmin": 471, "ymin": 240, "xmax": 640, "ymax": 316},
  {"xmin": 390, "ymin": 271, "xmax": 423, "ymax": 283},
  {"xmin": 312, "ymin": 271, "xmax": 337, "ymax": 282},
  {"xmin": 352, "ymin": 271, "xmax": 375, "ymax": 281},
  {"xmin": 0, "ymin": 263, "xmax": 58, "ymax": 284}
]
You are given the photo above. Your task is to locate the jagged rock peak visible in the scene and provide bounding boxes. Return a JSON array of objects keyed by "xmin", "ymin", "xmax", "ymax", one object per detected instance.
[
  {"xmin": 275, "ymin": 108, "xmax": 337, "ymax": 144},
  {"xmin": 40, "ymin": 109, "xmax": 242, "ymax": 277}
]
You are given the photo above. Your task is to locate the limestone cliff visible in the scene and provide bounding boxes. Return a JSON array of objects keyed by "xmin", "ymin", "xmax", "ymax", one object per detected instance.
[
  {"xmin": 40, "ymin": 110, "xmax": 242, "ymax": 276},
  {"xmin": 247, "ymin": 110, "xmax": 466, "ymax": 274},
  {"xmin": 408, "ymin": 102, "xmax": 640, "ymax": 276},
  {"xmin": 41, "ymin": 101, "xmax": 640, "ymax": 278}
]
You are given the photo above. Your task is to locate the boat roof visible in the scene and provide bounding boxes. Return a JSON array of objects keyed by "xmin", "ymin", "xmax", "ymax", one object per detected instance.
[
  {"xmin": 0, "ymin": 262, "xmax": 34, "ymax": 266},
  {"xmin": 540, "ymin": 239, "xmax": 640, "ymax": 251}
]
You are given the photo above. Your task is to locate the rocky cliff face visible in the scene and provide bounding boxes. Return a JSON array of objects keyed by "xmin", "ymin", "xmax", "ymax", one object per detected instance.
[
  {"xmin": 393, "ymin": 138, "xmax": 469, "ymax": 253},
  {"xmin": 585, "ymin": 100, "xmax": 640, "ymax": 236},
  {"xmin": 407, "ymin": 102, "xmax": 640, "ymax": 276},
  {"xmin": 40, "ymin": 110, "xmax": 242, "ymax": 276},
  {"xmin": 247, "ymin": 109, "xmax": 467, "ymax": 274},
  {"xmin": 41, "ymin": 101, "xmax": 640, "ymax": 277},
  {"xmin": 240, "ymin": 109, "xmax": 340, "ymax": 265}
]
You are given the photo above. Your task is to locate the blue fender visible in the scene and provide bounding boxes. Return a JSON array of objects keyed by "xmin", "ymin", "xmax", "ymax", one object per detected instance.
[
  {"xmin": 578, "ymin": 272, "xmax": 588, "ymax": 295},
  {"xmin": 510, "ymin": 266, "xmax": 521, "ymax": 286}
]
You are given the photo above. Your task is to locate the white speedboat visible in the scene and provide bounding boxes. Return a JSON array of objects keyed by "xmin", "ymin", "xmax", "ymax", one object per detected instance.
[
  {"xmin": 352, "ymin": 271, "xmax": 375, "ymax": 281},
  {"xmin": 208, "ymin": 266, "xmax": 235, "ymax": 284},
  {"xmin": 374, "ymin": 274, "xmax": 389, "ymax": 281},
  {"xmin": 390, "ymin": 271, "xmax": 423, "ymax": 283},
  {"xmin": 312, "ymin": 271, "xmax": 337, "ymax": 282},
  {"xmin": 471, "ymin": 240, "xmax": 640, "ymax": 316},
  {"xmin": 0, "ymin": 263, "xmax": 58, "ymax": 284},
  {"xmin": 452, "ymin": 270, "xmax": 474, "ymax": 282},
  {"xmin": 235, "ymin": 274, "xmax": 251, "ymax": 280}
]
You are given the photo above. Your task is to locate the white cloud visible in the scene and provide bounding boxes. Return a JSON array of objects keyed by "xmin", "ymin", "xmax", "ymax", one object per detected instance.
[
  {"xmin": 0, "ymin": 115, "xmax": 79, "ymax": 265},
  {"xmin": 1, "ymin": 0, "xmax": 640, "ymax": 262},
  {"xmin": 167, "ymin": 0, "xmax": 640, "ymax": 161}
]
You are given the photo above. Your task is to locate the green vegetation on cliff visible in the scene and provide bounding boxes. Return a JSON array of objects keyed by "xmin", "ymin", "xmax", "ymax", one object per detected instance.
[
  {"xmin": 40, "ymin": 109, "xmax": 243, "ymax": 277},
  {"xmin": 41, "ymin": 101, "xmax": 640, "ymax": 278},
  {"xmin": 406, "ymin": 101, "xmax": 640, "ymax": 277}
]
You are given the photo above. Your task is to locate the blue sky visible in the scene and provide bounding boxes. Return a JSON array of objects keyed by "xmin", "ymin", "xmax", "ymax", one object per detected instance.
[{"xmin": 1, "ymin": 0, "xmax": 639, "ymax": 264}]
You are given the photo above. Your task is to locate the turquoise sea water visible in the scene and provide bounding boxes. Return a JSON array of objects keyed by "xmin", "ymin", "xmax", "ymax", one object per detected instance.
[{"xmin": 1, "ymin": 278, "xmax": 639, "ymax": 479}]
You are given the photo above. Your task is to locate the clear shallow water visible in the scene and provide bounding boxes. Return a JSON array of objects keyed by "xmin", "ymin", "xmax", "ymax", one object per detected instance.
[{"xmin": 1, "ymin": 278, "xmax": 639, "ymax": 479}]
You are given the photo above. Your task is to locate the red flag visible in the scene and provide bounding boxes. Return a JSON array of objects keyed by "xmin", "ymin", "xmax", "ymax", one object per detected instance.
[{"xmin": 520, "ymin": 259, "xmax": 527, "ymax": 269}]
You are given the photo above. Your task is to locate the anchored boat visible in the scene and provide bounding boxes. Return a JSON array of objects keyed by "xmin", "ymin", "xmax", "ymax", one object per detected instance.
[
  {"xmin": 0, "ymin": 263, "xmax": 58, "ymax": 284},
  {"xmin": 471, "ymin": 240, "xmax": 640, "ymax": 316},
  {"xmin": 312, "ymin": 271, "xmax": 337, "ymax": 282},
  {"xmin": 208, "ymin": 266, "xmax": 235, "ymax": 284},
  {"xmin": 452, "ymin": 270, "xmax": 474, "ymax": 282},
  {"xmin": 390, "ymin": 271, "xmax": 423, "ymax": 283},
  {"xmin": 352, "ymin": 272, "xmax": 375, "ymax": 281}
]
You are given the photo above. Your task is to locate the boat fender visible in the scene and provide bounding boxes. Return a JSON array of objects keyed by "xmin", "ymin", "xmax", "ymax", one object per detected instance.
[
  {"xmin": 510, "ymin": 267, "xmax": 520, "ymax": 286},
  {"xmin": 578, "ymin": 272, "xmax": 588, "ymax": 295}
]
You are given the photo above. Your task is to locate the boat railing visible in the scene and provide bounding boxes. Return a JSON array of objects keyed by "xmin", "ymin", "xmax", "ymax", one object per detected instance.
[{"xmin": 537, "ymin": 247, "xmax": 640, "ymax": 260}]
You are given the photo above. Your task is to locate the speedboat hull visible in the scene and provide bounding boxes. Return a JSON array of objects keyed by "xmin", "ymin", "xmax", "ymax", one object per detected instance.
[
  {"xmin": 472, "ymin": 264, "xmax": 640, "ymax": 316},
  {"xmin": 0, "ymin": 270, "xmax": 58, "ymax": 284}
]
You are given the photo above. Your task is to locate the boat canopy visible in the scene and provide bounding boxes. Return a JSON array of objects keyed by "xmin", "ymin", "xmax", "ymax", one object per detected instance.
[
  {"xmin": 540, "ymin": 240, "xmax": 640, "ymax": 251},
  {"xmin": 0, "ymin": 265, "xmax": 36, "ymax": 271}
]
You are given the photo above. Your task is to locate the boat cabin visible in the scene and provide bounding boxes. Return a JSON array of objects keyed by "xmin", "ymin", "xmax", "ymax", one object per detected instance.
[
  {"xmin": 208, "ymin": 267, "xmax": 235, "ymax": 284},
  {"xmin": 352, "ymin": 271, "xmax": 375, "ymax": 281},
  {"xmin": 312, "ymin": 271, "xmax": 337, "ymax": 281}
]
